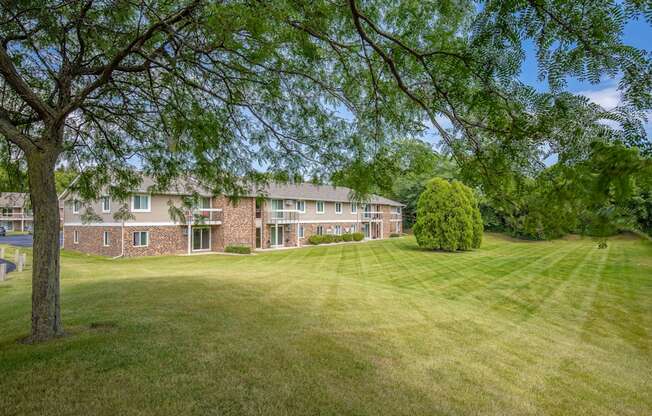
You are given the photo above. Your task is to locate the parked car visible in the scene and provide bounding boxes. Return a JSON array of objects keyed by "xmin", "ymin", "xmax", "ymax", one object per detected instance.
[{"xmin": 0, "ymin": 226, "xmax": 5, "ymax": 236}]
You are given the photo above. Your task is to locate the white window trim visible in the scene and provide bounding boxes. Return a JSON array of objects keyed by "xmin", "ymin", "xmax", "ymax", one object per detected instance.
[
  {"xmin": 73, "ymin": 230, "xmax": 79, "ymax": 244},
  {"xmin": 335, "ymin": 202, "xmax": 342, "ymax": 215},
  {"xmin": 316, "ymin": 225, "xmax": 324, "ymax": 235},
  {"xmin": 298, "ymin": 225, "xmax": 304, "ymax": 238},
  {"xmin": 316, "ymin": 201, "xmax": 325, "ymax": 214},
  {"xmin": 131, "ymin": 194, "xmax": 151, "ymax": 213},
  {"xmin": 335, "ymin": 225, "xmax": 342, "ymax": 235},
  {"xmin": 101, "ymin": 196, "xmax": 111, "ymax": 213},
  {"xmin": 72, "ymin": 200, "xmax": 81, "ymax": 214},
  {"xmin": 103, "ymin": 231, "xmax": 110, "ymax": 247},
  {"xmin": 133, "ymin": 231, "xmax": 149, "ymax": 247},
  {"xmin": 351, "ymin": 203, "xmax": 357, "ymax": 214},
  {"xmin": 295, "ymin": 200, "xmax": 306, "ymax": 213}
]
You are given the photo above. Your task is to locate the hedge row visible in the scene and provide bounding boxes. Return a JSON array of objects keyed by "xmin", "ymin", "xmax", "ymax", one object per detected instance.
[
  {"xmin": 308, "ymin": 232, "xmax": 364, "ymax": 245},
  {"xmin": 225, "ymin": 245, "xmax": 252, "ymax": 254}
]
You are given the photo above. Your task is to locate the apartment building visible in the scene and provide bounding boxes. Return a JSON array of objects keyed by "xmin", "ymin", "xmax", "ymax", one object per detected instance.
[
  {"xmin": 0, "ymin": 192, "xmax": 33, "ymax": 232},
  {"xmin": 60, "ymin": 177, "xmax": 403, "ymax": 257}
]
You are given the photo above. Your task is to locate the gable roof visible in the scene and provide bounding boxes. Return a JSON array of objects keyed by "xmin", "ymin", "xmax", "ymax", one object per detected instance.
[
  {"xmin": 58, "ymin": 174, "xmax": 404, "ymax": 207},
  {"xmin": 0, "ymin": 192, "xmax": 28, "ymax": 207},
  {"xmin": 259, "ymin": 182, "xmax": 403, "ymax": 206}
]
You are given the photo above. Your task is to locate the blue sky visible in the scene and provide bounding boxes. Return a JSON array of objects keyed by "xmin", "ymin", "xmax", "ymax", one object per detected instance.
[
  {"xmin": 519, "ymin": 19, "xmax": 651, "ymax": 131},
  {"xmin": 427, "ymin": 18, "xmax": 652, "ymax": 148}
]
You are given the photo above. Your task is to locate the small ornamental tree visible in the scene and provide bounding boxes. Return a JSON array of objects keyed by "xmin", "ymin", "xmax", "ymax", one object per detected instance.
[{"xmin": 414, "ymin": 178, "xmax": 483, "ymax": 251}]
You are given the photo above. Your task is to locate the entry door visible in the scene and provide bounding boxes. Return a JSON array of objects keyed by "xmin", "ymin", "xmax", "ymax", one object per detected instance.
[
  {"xmin": 192, "ymin": 227, "xmax": 210, "ymax": 251},
  {"xmin": 270, "ymin": 225, "xmax": 284, "ymax": 247},
  {"xmin": 363, "ymin": 223, "xmax": 370, "ymax": 238}
]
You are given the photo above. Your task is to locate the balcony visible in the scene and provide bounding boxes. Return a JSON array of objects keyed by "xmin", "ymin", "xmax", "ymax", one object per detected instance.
[
  {"xmin": 0, "ymin": 212, "xmax": 33, "ymax": 221},
  {"xmin": 266, "ymin": 210, "xmax": 301, "ymax": 224},
  {"xmin": 361, "ymin": 211, "xmax": 383, "ymax": 221},
  {"xmin": 190, "ymin": 208, "xmax": 223, "ymax": 225}
]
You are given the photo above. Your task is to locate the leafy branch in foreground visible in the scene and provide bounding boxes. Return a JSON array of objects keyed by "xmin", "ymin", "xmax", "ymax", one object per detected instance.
[{"xmin": 0, "ymin": 0, "xmax": 649, "ymax": 342}]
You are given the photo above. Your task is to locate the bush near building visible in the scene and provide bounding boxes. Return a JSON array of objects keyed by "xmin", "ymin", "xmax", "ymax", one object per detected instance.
[{"xmin": 225, "ymin": 245, "xmax": 252, "ymax": 254}]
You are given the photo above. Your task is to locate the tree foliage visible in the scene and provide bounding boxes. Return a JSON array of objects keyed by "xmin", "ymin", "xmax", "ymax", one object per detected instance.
[
  {"xmin": 480, "ymin": 142, "xmax": 652, "ymax": 241},
  {"xmin": 414, "ymin": 178, "xmax": 483, "ymax": 251},
  {"xmin": 1, "ymin": 0, "xmax": 650, "ymax": 341}
]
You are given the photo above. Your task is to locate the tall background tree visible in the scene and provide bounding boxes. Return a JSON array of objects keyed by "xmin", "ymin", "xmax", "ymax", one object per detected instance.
[{"xmin": 1, "ymin": 0, "xmax": 650, "ymax": 342}]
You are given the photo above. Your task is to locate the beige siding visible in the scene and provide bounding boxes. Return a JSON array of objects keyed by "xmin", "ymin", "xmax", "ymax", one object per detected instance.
[{"xmin": 63, "ymin": 194, "xmax": 187, "ymax": 224}]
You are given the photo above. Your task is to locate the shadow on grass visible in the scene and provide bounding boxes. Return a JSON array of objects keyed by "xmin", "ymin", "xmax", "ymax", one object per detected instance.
[{"xmin": 0, "ymin": 275, "xmax": 448, "ymax": 415}]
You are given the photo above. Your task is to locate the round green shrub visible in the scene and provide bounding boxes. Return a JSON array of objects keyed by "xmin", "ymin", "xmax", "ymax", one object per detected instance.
[
  {"xmin": 308, "ymin": 235, "xmax": 323, "ymax": 245},
  {"xmin": 413, "ymin": 178, "xmax": 483, "ymax": 251},
  {"xmin": 322, "ymin": 234, "xmax": 335, "ymax": 244},
  {"xmin": 334, "ymin": 235, "xmax": 343, "ymax": 242},
  {"xmin": 225, "ymin": 245, "xmax": 252, "ymax": 254},
  {"xmin": 352, "ymin": 232, "xmax": 364, "ymax": 241},
  {"xmin": 342, "ymin": 233, "xmax": 353, "ymax": 242}
]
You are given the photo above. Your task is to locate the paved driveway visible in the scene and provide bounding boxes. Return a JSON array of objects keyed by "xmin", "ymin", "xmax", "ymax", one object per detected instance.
[
  {"xmin": 0, "ymin": 233, "xmax": 64, "ymax": 248},
  {"xmin": 0, "ymin": 234, "xmax": 33, "ymax": 247}
]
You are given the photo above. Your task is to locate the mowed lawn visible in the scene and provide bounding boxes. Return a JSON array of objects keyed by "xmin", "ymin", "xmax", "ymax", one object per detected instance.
[{"xmin": 1, "ymin": 234, "xmax": 651, "ymax": 416}]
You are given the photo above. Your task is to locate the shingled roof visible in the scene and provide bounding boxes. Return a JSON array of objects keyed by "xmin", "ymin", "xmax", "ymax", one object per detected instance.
[
  {"xmin": 0, "ymin": 192, "xmax": 28, "ymax": 207},
  {"xmin": 259, "ymin": 182, "xmax": 403, "ymax": 207},
  {"xmin": 60, "ymin": 174, "xmax": 404, "ymax": 207},
  {"xmin": 137, "ymin": 177, "xmax": 404, "ymax": 206}
]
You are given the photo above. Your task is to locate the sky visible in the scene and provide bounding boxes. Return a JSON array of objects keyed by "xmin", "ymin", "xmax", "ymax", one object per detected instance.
[
  {"xmin": 518, "ymin": 19, "xmax": 652, "ymax": 133},
  {"xmin": 427, "ymin": 18, "xmax": 652, "ymax": 149}
]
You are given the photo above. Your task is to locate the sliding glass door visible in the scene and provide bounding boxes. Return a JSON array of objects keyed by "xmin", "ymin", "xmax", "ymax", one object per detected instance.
[
  {"xmin": 270, "ymin": 225, "xmax": 284, "ymax": 247},
  {"xmin": 192, "ymin": 227, "xmax": 210, "ymax": 251}
]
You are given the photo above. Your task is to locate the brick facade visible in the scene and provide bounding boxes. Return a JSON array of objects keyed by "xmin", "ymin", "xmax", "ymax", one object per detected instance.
[
  {"xmin": 62, "ymin": 195, "xmax": 401, "ymax": 257},
  {"xmin": 214, "ymin": 196, "xmax": 256, "ymax": 248},
  {"xmin": 64, "ymin": 225, "xmax": 188, "ymax": 257},
  {"xmin": 63, "ymin": 225, "xmax": 122, "ymax": 257},
  {"xmin": 123, "ymin": 226, "xmax": 187, "ymax": 256}
]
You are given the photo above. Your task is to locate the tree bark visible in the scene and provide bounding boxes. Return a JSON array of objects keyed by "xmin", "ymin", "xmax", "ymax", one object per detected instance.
[{"xmin": 24, "ymin": 144, "xmax": 63, "ymax": 342}]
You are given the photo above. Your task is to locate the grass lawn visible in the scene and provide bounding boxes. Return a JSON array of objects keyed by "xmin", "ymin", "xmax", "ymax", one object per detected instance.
[{"xmin": 1, "ymin": 233, "xmax": 651, "ymax": 415}]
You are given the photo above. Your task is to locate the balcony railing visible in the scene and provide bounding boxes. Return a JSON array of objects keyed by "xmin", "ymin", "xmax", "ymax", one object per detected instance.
[
  {"xmin": 362, "ymin": 211, "xmax": 383, "ymax": 221},
  {"xmin": 0, "ymin": 212, "xmax": 33, "ymax": 220},
  {"xmin": 190, "ymin": 208, "xmax": 223, "ymax": 225},
  {"xmin": 266, "ymin": 210, "xmax": 301, "ymax": 224}
]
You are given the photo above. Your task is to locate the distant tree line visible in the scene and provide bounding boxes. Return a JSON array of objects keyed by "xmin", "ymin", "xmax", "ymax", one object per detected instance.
[{"xmin": 334, "ymin": 137, "xmax": 652, "ymax": 240}]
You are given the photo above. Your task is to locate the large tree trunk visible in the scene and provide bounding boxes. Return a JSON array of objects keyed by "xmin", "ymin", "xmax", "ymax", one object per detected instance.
[{"xmin": 25, "ymin": 146, "xmax": 63, "ymax": 342}]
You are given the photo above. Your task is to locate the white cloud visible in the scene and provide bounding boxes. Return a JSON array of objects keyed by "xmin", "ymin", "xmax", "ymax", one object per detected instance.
[{"xmin": 577, "ymin": 86, "xmax": 621, "ymax": 110}]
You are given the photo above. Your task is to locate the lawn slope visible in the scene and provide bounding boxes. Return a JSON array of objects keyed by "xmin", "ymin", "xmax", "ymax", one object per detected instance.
[{"xmin": 1, "ymin": 234, "xmax": 651, "ymax": 415}]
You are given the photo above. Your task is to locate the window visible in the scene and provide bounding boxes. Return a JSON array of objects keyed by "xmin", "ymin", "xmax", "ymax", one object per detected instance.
[
  {"xmin": 72, "ymin": 200, "xmax": 81, "ymax": 214},
  {"xmin": 335, "ymin": 225, "xmax": 341, "ymax": 235},
  {"xmin": 295, "ymin": 200, "xmax": 305, "ymax": 213},
  {"xmin": 255, "ymin": 199, "xmax": 262, "ymax": 219},
  {"xmin": 103, "ymin": 231, "xmax": 110, "ymax": 246},
  {"xmin": 298, "ymin": 225, "xmax": 304, "ymax": 238},
  {"xmin": 133, "ymin": 231, "xmax": 148, "ymax": 247},
  {"xmin": 131, "ymin": 194, "xmax": 150, "ymax": 212},
  {"xmin": 271, "ymin": 199, "xmax": 284, "ymax": 220},
  {"xmin": 316, "ymin": 225, "xmax": 324, "ymax": 235},
  {"xmin": 335, "ymin": 202, "xmax": 342, "ymax": 214},
  {"xmin": 194, "ymin": 196, "xmax": 211, "ymax": 209},
  {"xmin": 351, "ymin": 203, "xmax": 357, "ymax": 214},
  {"xmin": 101, "ymin": 196, "xmax": 111, "ymax": 213},
  {"xmin": 316, "ymin": 201, "xmax": 325, "ymax": 214},
  {"xmin": 73, "ymin": 230, "xmax": 79, "ymax": 244},
  {"xmin": 351, "ymin": 224, "xmax": 357, "ymax": 233},
  {"xmin": 392, "ymin": 206, "xmax": 402, "ymax": 214}
]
